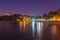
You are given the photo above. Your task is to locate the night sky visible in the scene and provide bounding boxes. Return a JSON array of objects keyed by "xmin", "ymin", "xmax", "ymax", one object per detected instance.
[{"xmin": 0, "ymin": 0, "xmax": 60, "ymax": 16}]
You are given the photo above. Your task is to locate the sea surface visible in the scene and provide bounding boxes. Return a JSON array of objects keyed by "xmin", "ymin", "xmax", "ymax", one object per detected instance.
[{"xmin": 0, "ymin": 21, "xmax": 60, "ymax": 40}]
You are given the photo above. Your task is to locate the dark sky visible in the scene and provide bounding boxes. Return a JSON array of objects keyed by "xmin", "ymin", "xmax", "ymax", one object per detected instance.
[{"xmin": 0, "ymin": 0, "xmax": 60, "ymax": 16}]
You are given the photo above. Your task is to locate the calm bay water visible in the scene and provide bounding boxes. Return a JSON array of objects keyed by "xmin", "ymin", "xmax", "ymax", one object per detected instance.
[{"xmin": 0, "ymin": 21, "xmax": 60, "ymax": 40}]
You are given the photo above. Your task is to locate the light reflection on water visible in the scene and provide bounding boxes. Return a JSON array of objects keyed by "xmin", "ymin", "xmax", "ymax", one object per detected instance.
[
  {"xmin": 51, "ymin": 25, "xmax": 60, "ymax": 40},
  {"xmin": 37, "ymin": 22, "xmax": 43, "ymax": 37},
  {"xmin": 52, "ymin": 25, "xmax": 58, "ymax": 36},
  {"xmin": 0, "ymin": 21, "xmax": 60, "ymax": 40},
  {"xmin": 19, "ymin": 20, "xmax": 60, "ymax": 40},
  {"xmin": 19, "ymin": 20, "xmax": 44, "ymax": 40}
]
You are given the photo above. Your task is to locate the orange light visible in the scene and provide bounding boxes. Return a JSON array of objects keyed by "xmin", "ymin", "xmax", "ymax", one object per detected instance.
[
  {"xmin": 52, "ymin": 25, "xmax": 58, "ymax": 36},
  {"xmin": 21, "ymin": 17, "xmax": 30, "ymax": 32},
  {"xmin": 53, "ymin": 15, "xmax": 60, "ymax": 21},
  {"xmin": 16, "ymin": 18, "xmax": 20, "ymax": 26}
]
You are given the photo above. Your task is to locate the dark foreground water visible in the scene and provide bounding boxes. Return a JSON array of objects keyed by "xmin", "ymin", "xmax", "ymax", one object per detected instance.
[{"xmin": 0, "ymin": 21, "xmax": 60, "ymax": 40}]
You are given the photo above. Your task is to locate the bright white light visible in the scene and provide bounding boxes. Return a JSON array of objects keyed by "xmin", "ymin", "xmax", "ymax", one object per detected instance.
[
  {"xmin": 37, "ymin": 22, "xmax": 43, "ymax": 37},
  {"xmin": 37, "ymin": 22, "xmax": 41, "ymax": 32},
  {"xmin": 32, "ymin": 19, "xmax": 35, "ymax": 37},
  {"xmin": 20, "ymin": 21, "xmax": 22, "ymax": 30},
  {"xmin": 20, "ymin": 21, "xmax": 22, "ymax": 27},
  {"xmin": 37, "ymin": 22, "xmax": 41, "ymax": 37},
  {"xmin": 40, "ymin": 22, "xmax": 43, "ymax": 29}
]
